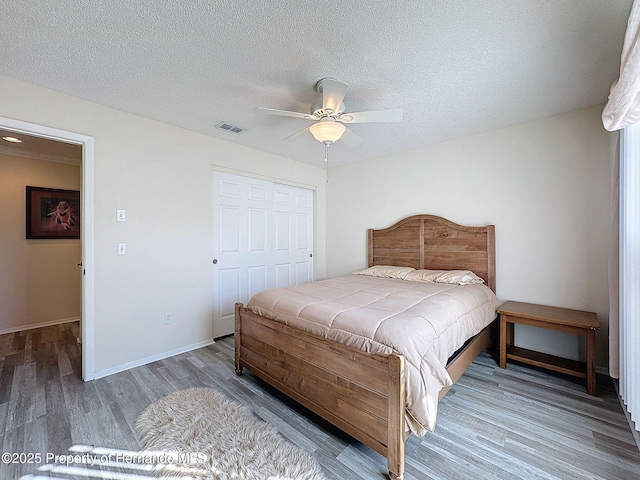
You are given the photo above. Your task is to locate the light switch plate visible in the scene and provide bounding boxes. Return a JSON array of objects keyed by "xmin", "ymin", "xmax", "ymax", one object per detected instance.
[
  {"xmin": 117, "ymin": 209, "xmax": 126, "ymax": 222},
  {"xmin": 117, "ymin": 243, "xmax": 126, "ymax": 255}
]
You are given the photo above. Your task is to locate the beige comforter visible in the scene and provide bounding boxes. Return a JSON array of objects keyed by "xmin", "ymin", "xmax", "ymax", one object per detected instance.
[{"xmin": 246, "ymin": 274, "xmax": 500, "ymax": 436}]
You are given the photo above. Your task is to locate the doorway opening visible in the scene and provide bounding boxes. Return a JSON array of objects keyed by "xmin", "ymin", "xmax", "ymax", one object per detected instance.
[{"xmin": 0, "ymin": 116, "xmax": 95, "ymax": 380}]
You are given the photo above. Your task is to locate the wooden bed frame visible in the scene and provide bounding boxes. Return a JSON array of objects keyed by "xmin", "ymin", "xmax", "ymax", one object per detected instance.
[{"xmin": 235, "ymin": 214, "xmax": 496, "ymax": 480}]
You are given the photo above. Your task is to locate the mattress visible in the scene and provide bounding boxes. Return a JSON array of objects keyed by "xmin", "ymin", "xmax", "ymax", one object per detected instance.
[{"xmin": 246, "ymin": 274, "xmax": 500, "ymax": 436}]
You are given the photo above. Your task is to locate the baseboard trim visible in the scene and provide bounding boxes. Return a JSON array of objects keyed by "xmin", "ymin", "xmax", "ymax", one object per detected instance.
[
  {"xmin": 0, "ymin": 317, "xmax": 80, "ymax": 336},
  {"xmin": 612, "ymin": 378, "xmax": 640, "ymax": 453},
  {"xmin": 93, "ymin": 339, "xmax": 216, "ymax": 380}
]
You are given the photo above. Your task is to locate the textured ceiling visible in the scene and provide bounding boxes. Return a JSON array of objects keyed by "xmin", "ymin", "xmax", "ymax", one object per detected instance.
[{"xmin": 0, "ymin": 0, "xmax": 632, "ymax": 168}]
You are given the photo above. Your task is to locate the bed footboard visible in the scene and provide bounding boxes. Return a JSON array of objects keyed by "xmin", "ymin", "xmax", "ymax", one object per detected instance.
[{"xmin": 235, "ymin": 303, "xmax": 407, "ymax": 480}]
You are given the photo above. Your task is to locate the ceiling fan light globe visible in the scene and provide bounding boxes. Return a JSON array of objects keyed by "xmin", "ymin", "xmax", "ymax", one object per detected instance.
[{"xmin": 309, "ymin": 119, "xmax": 346, "ymax": 144}]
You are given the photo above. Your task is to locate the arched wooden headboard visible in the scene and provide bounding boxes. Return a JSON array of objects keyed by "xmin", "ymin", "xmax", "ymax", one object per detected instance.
[{"xmin": 367, "ymin": 214, "xmax": 496, "ymax": 292}]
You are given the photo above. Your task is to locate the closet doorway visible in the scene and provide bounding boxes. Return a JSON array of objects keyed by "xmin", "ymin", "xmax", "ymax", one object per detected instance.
[{"xmin": 212, "ymin": 171, "xmax": 314, "ymax": 337}]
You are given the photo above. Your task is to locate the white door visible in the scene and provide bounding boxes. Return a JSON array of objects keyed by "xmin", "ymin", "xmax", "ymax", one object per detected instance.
[
  {"xmin": 212, "ymin": 172, "xmax": 313, "ymax": 337},
  {"xmin": 272, "ymin": 183, "xmax": 314, "ymax": 287}
]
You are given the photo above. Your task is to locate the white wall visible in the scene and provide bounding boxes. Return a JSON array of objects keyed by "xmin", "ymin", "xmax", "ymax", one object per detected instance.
[
  {"xmin": 0, "ymin": 154, "xmax": 81, "ymax": 333},
  {"xmin": 326, "ymin": 105, "xmax": 616, "ymax": 369},
  {"xmin": 0, "ymin": 74, "xmax": 326, "ymax": 376}
]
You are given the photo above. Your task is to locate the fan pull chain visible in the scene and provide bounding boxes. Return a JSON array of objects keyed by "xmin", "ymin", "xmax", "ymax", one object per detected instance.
[{"xmin": 324, "ymin": 142, "xmax": 329, "ymax": 183}]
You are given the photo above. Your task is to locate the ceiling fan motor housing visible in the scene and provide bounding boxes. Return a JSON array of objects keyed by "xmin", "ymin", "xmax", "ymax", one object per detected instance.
[{"xmin": 309, "ymin": 98, "xmax": 346, "ymax": 119}]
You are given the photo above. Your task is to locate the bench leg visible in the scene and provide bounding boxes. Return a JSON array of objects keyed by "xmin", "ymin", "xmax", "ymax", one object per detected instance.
[
  {"xmin": 587, "ymin": 330, "xmax": 597, "ymax": 396},
  {"xmin": 499, "ymin": 315, "xmax": 507, "ymax": 368}
]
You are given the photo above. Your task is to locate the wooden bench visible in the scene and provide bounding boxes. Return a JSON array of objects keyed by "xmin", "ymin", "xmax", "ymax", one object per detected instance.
[{"xmin": 498, "ymin": 301, "xmax": 599, "ymax": 395}]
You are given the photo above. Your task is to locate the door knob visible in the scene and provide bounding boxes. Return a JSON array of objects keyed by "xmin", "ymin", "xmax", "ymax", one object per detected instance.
[{"xmin": 212, "ymin": 259, "xmax": 218, "ymax": 264}]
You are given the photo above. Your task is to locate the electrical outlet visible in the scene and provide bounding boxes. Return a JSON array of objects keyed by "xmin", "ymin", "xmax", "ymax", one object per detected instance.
[{"xmin": 164, "ymin": 313, "xmax": 172, "ymax": 325}]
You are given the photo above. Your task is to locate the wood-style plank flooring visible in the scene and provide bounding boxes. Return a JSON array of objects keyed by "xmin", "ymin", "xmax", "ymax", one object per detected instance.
[{"xmin": 1, "ymin": 322, "xmax": 639, "ymax": 480}]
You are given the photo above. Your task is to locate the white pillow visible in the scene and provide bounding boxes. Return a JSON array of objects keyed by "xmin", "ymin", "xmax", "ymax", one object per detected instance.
[
  {"xmin": 352, "ymin": 265, "xmax": 415, "ymax": 279},
  {"xmin": 404, "ymin": 269, "xmax": 484, "ymax": 285},
  {"xmin": 402, "ymin": 269, "xmax": 442, "ymax": 283}
]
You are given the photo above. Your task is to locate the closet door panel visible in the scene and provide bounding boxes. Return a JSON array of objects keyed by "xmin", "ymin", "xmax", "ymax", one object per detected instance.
[{"xmin": 213, "ymin": 172, "xmax": 314, "ymax": 337}]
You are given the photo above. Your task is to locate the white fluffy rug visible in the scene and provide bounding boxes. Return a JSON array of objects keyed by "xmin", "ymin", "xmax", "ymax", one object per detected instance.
[{"xmin": 135, "ymin": 387, "xmax": 328, "ymax": 480}]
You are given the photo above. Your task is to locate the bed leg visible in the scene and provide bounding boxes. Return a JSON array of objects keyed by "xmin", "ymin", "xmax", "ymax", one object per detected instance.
[
  {"xmin": 388, "ymin": 354, "xmax": 405, "ymax": 480},
  {"xmin": 234, "ymin": 302, "xmax": 243, "ymax": 376}
]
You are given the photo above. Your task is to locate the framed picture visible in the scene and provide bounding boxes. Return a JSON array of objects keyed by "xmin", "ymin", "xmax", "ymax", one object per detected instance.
[{"xmin": 26, "ymin": 186, "xmax": 80, "ymax": 239}]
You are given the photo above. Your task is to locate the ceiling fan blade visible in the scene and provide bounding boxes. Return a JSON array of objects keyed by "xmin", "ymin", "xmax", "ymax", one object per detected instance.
[
  {"xmin": 282, "ymin": 125, "xmax": 312, "ymax": 142},
  {"xmin": 339, "ymin": 108, "xmax": 403, "ymax": 124},
  {"xmin": 254, "ymin": 106, "xmax": 312, "ymax": 120},
  {"xmin": 320, "ymin": 78, "xmax": 349, "ymax": 114},
  {"xmin": 340, "ymin": 127, "xmax": 363, "ymax": 148}
]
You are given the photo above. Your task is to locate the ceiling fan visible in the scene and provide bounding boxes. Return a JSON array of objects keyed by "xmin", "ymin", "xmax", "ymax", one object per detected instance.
[{"xmin": 255, "ymin": 77, "xmax": 403, "ymax": 148}]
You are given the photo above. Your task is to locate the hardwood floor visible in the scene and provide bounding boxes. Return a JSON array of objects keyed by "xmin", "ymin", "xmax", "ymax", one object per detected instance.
[{"xmin": 1, "ymin": 322, "xmax": 639, "ymax": 480}]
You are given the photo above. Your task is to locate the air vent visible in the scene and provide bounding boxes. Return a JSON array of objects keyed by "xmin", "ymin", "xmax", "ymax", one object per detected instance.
[{"xmin": 215, "ymin": 122, "xmax": 246, "ymax": 134}]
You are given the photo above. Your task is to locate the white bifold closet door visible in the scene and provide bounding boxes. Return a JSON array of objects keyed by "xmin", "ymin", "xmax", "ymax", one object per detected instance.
[{"xmin": 212, "ymin": 171, "xmax": 314, "ymax": 338}]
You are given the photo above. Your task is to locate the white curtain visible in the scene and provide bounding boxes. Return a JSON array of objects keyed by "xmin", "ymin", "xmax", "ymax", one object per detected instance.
[
  {"xmin": 603, "ymin": 0, "xmax": 640, "ymax": 131},
  {"xmin": 608, "ymin": 142, "xmax": 620, "ymax": 379},
  {"xmin": 603, "ymin": 0, "xmax": 640, "ymax": 431}
]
